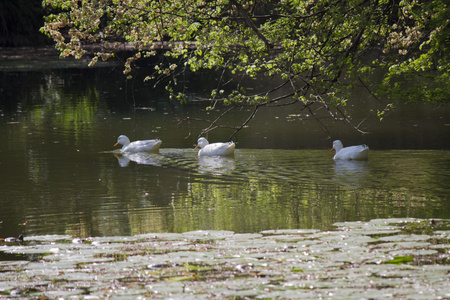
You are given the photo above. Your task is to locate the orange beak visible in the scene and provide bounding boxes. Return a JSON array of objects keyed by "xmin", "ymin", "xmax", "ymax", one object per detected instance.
[
  {"xmin": 114, "ymin": 142, "xmax": 119, "ymax": 147},
  {"xmin": 195, "ymin": 145, "xmax": 200, "ymax": 149},
  {"xmin": 330, "ymin": 147, "xmax": 334, "ymax": 152}
]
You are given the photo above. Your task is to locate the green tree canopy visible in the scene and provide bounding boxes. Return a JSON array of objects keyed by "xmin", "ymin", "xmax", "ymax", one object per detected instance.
[{"xmin": 41, "ymin": 0, "xmax": 450, "ymax": 138}]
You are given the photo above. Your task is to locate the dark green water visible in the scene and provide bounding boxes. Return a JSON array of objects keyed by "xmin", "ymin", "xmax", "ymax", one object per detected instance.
[{"xmin": 1, "ymin": 53, "xmax": 449, "ymax": 238}]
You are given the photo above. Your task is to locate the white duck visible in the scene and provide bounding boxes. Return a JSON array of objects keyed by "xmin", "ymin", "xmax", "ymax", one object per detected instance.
[
  {"xmin": 331, "ymin": 140, "xmax": 369, "ymax": 160},
  {"xmin": 3, "ymin": 234, "xmax": 23, "ymax": 243},
  {"xmin": 114, "ymin": 135, "xmax": 162, "ymax": 153},
  {"xmin": 195, "ymin": 137, "xmax": 235, "ymax": 156}
]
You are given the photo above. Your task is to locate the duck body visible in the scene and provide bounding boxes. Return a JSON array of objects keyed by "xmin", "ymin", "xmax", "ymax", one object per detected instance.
[
  {"xmin": 114, "ymin": 135, "xmax": 162, "ymax": 153},
  {"xmin": 3, "ymin": 234, "xmax": 23, "ymax": 243},
  {"xmin": 196, "ymin": 137, "xmax": 235, "ymax": 156},
  {"xmin": 331, "ymin": 140, "xmax": 369, "ymax": 161}
]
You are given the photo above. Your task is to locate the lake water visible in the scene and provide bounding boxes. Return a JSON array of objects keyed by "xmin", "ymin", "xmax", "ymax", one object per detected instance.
[{"xmin": 1, "ymin": 50, "xmax": 449, "ymax": 238}]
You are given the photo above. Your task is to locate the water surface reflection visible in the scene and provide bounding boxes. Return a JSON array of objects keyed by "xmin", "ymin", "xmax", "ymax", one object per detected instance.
[
  {"xmin": 4, "ymin": 144, "xmax": 449, "ymax": 237},
  {"xmin": 115, "ymin": 152, "xmax": 163, "ymax": 167},
  {"xmin": 333, "ymin": 160, "xmax": 370, "ymax": 187},
  {"xmin": 198, "ymin": 155, "xmax": 236, "ymax": 175},
  {"xmin": 1, "ymin": 64, "xmax": 449, "ymax": 238}
]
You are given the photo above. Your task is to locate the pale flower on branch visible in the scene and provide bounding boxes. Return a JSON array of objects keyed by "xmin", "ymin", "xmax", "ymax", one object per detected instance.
[{"xmin": 88, "ymin": 56, "xmax": 98, "ymax": 67}]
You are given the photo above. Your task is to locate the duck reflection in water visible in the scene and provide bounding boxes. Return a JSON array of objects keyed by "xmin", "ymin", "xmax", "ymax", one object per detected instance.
[
  {"xmin": 198, "ymin": 155, "xmax": 236, "ymax": 175},
  {"xmin": 333, "ymin": 160, "xmax": 369, "ymax": 188},
  {"xmin": 114, "ymin": 152, "xmax": 163, "ymax": 167}
]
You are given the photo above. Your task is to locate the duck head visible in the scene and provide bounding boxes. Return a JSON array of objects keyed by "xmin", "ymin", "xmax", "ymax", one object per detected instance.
[
  {"xmin": 114, "ymin": 135, "xmax": 131, "ymax": 147},
  {"xmin": 195, "ymin": 137, "xmax": 209, "ymax": 149}
]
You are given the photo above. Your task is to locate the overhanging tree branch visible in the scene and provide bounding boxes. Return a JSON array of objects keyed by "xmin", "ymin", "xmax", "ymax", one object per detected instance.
[
  {"xmin": 42, "ymin": 0, "xmax": 450, "ymax": 140},
  {"xmin": 229, "ymin": 0, "xmax": 274, "ymax": 49}
]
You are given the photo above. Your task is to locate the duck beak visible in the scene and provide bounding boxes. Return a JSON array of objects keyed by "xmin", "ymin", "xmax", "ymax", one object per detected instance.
[
  {"xmin": 330, "ymin": 147, "xmax": 334, "ymax": 152},
  {"xmin": 195, "ymin": 145, "xmax": 200, "ymax": 149},
  {"xmin": 114, "ymin": 142, "xmax": 119, "ymax": 147}
]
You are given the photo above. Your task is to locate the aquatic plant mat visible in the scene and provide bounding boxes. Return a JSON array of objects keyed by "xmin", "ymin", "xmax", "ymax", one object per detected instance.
[{"xmin": 1, "ymin": 218, "xmax": 449, "ymax": 299}]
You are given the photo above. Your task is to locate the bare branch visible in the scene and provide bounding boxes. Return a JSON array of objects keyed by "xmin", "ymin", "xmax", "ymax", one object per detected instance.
[
  {"xmin": 307, "ymin": 106, "xmax": 331, "ymax": 138},
  {"xmin": 229, "ymin": 0, "xmax": 274, "ymax": 49},
  {"xmin": 228, "ymin": 105, "xmax": 260, "ymax": 141},
  {"xmin": 358, "ymin": 76, "xmax": 382, "ymax": 103},
  {"xmin": 177, "ymin": 106, "xmax": 239, "ymax": 138}
]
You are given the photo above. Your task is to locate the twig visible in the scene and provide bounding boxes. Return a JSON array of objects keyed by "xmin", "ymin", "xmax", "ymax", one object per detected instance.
[
  {"xmin": 228, "ymin": 105, "xmax": 260, "ymax": 141},
  {"xmin": 358, "ymin": 76, "xmax": 382, "ymax": 103},
  {"xmin": 230, "ymin": 0, "xmax": 274, "ymax": 49},
  {"xmin": 307, "ymin": 106, "xmax": 331, "ymax": 138}
]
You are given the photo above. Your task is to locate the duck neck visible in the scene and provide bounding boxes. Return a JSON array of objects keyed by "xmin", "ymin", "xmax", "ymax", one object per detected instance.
[{"xmin": 121, "ymin": 139, "xmax": 130, "ymax": 150}]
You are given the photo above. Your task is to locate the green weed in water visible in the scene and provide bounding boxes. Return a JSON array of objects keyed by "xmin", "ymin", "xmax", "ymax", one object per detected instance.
[{"xmin": 383, "ymin": 256, "xmax": 414, "ymax": 264}]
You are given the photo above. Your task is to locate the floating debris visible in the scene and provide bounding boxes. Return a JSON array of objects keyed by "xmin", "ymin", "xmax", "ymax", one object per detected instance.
[{"xmin": 0, "ymin": 218, "xmax": 448, "ymax": 299}]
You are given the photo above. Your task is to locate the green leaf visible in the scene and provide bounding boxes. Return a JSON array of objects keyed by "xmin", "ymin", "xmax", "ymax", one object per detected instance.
[{"xmin": 384, "ymin": 256, "xmax": 414, "ymax": 264}]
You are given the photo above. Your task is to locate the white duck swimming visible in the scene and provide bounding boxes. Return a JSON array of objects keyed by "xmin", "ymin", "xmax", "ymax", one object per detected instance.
[
  {"xmin": 114, "ymin": 135, "xmax": 162, "ymax": 153},
  {"xmin": 331, "ymin": 140, "xmax": 369, "ymax": 160},
  {"xmin": 195, "ymin": 137, "xmax": 235, "ymax": 156},
  {"xmin": 3, "ymin": 234, "xmax": 23, "ymax": 243}
]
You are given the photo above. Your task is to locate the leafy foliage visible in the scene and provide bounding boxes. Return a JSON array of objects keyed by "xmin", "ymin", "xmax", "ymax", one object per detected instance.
[{"xmin": 41, "ymin": 0, "xmax": 450, "ymax": 138}]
